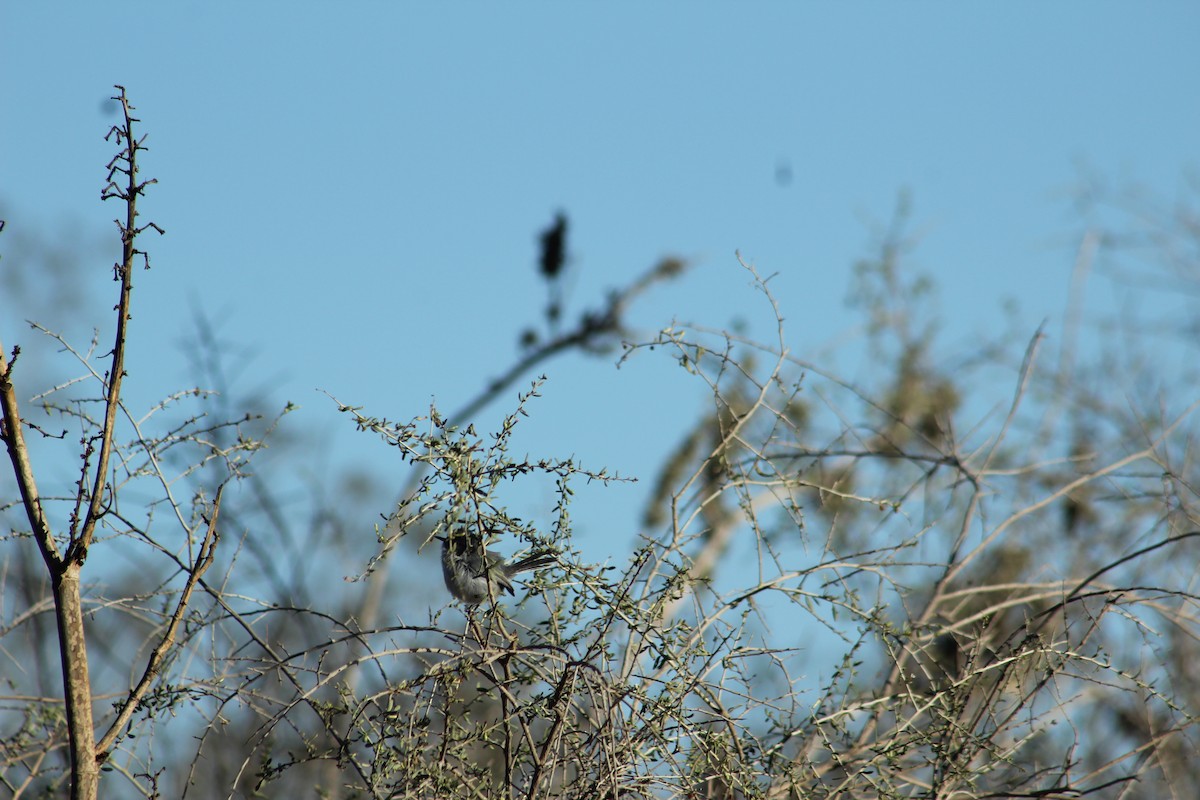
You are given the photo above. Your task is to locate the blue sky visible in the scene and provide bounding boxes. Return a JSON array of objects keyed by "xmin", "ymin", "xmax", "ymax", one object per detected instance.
[{"xmin": 3, "ymin": 5, "xmax": 1198, "ymax": 594}]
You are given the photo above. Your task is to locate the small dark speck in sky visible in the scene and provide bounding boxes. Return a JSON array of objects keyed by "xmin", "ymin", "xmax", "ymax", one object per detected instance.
[{"xmin": 775, "ymin": 158, "xmax": 793, "ymax": 187}]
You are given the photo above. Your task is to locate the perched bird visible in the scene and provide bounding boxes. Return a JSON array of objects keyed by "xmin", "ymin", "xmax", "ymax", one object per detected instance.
[{"xmin": 439, "ymin": 533, "xmax": 556, "ymax": 605}]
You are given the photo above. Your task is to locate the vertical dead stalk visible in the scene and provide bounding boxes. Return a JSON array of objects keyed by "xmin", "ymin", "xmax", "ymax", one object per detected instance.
[{"xmin": 0, "ymin": 85, "xmax": 162, "ymax": 800}]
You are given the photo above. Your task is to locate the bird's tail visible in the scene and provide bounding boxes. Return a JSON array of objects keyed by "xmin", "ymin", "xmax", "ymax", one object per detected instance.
[{"xmin": 509, "ymin": 552, "xmax": 557, "ymax": 574}]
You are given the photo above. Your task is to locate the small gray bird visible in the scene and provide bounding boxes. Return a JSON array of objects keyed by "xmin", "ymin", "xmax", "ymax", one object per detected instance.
[{"xmin": 438, "ymin": 533, "xmax": 556, "ymax": 605}]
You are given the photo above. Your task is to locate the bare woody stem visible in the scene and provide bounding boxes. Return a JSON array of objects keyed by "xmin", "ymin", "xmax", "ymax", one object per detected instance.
[
  {"xmin": 70, "ymin": 85, "xmax": 162, "ymax": 563},
  {"xmin": 96, "ymin": 486, "xmax": 224, "ymax": 756},
  {"xmin": 0, "ymin": 345, "xmax": 59, "ymax": 573},
  {"xmin": 0, "ymin": 85, "xmax": 162, "ymax": 800}
]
